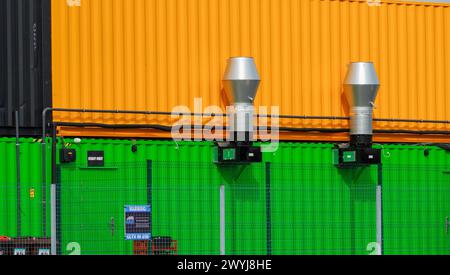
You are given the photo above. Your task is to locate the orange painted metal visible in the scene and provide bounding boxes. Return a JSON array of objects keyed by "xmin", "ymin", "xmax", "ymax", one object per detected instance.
[{"xmin": 52, "ymin": 0, "xmax": 450, "ymax": 142}]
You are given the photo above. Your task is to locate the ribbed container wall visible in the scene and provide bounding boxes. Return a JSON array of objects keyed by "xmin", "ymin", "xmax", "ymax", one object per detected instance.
[
  {"xmin": 0, "ymin": 138, "xmax": 50, "ymax": 238},
  {"xmin": 267, "ymin": 145, "xmax": 378, "ymax": 255},
  {"xmin": 51, "ymin": 0, "xmax": 450, "ymax": 139},
  {"xmin": 0, "ymin": 138, "xmax": 448, "ymax": 254},
  {"xmin": 57, "ymin": 140, "xmax": 222, "ymax": 255},
  {"xmin": 0, "ymin": 0, "xmax": 52, "ymax": 134},
  {"xmin": 56, "ymin": 140, "xmax": 378, "ymax": 255},
  {"xmin": 381, "ymin": 144, "xmax": 450, "ymax": 255}
]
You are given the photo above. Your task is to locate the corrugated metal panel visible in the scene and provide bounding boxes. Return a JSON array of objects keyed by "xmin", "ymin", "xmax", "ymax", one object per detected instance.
[
  {"xmin": 58, "ymin": 140, "xmax": 221, "ymax": 255},
  {"xmin": 381, "ymin": 144, "xmax": 450, "ymax": 255},
  {"xmin": 52, "ymin": 0, "xmax": 450, "ymax": 141},
  {"xmin": 0, "ymin": 138, "xmax": 49, "ymax": 238},
  {"xmin": 57, "ymin": 140, "xmax": 238, "ymax": 255},
  {"xmin": 0, "ymin": 0, "xmax": 52, "ymax": 133},
  {"xmin": 267, "ymin": 142, "xmax": 450, "ymax": 255},
  {"xmin": 267, "ymin": 145, "xmax": 378, "ymax": 255},
  {"xmin": 1, "ymin": 138, "xmax": 448, "ymax": 254},
  {"xmin": 54, "ymin": 139, "xmax": 449, "ymax": 254},
  {"xmin": 59, "ymin": 140, "xmax": 365, "ymax": 255}
]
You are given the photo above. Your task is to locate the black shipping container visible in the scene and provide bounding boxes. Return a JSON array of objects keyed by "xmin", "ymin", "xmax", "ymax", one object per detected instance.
[{"xmin": 0, "ymin": 0, "xmax": 51, "ymax": 136}]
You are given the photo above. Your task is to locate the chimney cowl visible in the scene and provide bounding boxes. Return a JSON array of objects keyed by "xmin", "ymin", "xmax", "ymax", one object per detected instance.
[
  {"xmin": 223, "ymin": 57, "xmax": 261, "ymax": 142},
  {"xmin": 344, "ymin": 62, "xmax": 380, "ymax": 145}
]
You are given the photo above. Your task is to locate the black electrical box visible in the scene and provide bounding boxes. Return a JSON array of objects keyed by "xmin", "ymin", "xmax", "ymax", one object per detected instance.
[
  {"xmin": 359, "ymin": 148, "xmax": 382, "ymax": 164},
  {"xmin": 88, "ymin": 151, "xmax": 105, "ymax": 167},
  {"xmin": 60, "ymin": 149, "xmax": 76, "ymax": 163},
  {"xmin": 214, "ymin": 144, "xmax": 262, "ymax": 164},
  {"xmin": 333, "ymin": 147, "xmax": 381, "ymax": 168}
]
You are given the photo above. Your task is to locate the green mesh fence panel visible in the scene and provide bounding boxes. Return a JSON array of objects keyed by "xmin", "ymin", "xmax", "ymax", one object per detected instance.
[{"xmin": 0, "ymin": 138, "xmax": 449, "ymax": 255}]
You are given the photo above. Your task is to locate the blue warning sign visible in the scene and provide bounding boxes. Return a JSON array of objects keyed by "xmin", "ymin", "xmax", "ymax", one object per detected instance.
[{"xmin": 124, "ymin": 205, "xmax": 151, "ymax": 240}]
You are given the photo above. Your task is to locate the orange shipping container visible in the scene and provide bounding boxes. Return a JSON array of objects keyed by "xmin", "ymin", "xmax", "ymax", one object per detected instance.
[{"xmin": 51, "ymin": 0, "xmax": 450, "ymax": 142}]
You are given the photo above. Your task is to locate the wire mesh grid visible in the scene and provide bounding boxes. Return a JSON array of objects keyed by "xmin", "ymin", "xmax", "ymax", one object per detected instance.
[
  {"xmin": 1, "ymin": 161, "xmax": 449, "ymax": 255},
  {"xmin": 0, "ymin": 179, "xmax": 50, "ymax": 255},
  {"xmin": 54, "ymin": 162, "xmax": 376, "ymax": 255},
  {"xmin": 382, "ymin": 165, "xmax": 450, "ymax": 254}
]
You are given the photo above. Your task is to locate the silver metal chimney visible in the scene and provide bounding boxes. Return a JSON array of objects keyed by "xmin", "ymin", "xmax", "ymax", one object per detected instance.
[
  {"xmin": 344, "ymin": 62, "xmax": 380, "ymax": 147},
  {"xmin": 223, "ymin": 57, "xmax": 260, "ymax": 142}
]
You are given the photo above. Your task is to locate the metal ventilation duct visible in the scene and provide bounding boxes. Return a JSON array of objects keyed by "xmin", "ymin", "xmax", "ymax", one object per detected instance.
[
  {"xmin": 223, "ymin": 57, "xmax": 260, "ymax": 142},
  {"xmin": 344, "ymin": 62, "xmax": 380, "ymax": 147}
]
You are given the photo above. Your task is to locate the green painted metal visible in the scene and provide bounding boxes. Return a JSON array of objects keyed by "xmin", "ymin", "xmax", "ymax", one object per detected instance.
[
  {"xmin": 0, "ymin": 138, "xmax": 449, "ymax": 255},
  {"xmin": 57, "ymin": 140, "xmax": 221, "ymax": 255},
  {"xmin": 0, "ymin": 138, "xmax": 51, "ymax": 238},
  {"xmin": 380, "ymin": 144, "xmax": 450, "ymax": 255},
  {"xmin": 266, "ymin": 143, "xmax": 377, "ymax": 255},
  {"xmin": 58, "ymin": 164, "xmax": 147, "ymax": 255},
  {"xmin": 221, "ymin": 163, "xmax": 267, "ymax": 255}
]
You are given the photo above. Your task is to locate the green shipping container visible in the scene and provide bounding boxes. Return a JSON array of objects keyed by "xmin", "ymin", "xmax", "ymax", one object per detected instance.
[
  {"xmin": 0, "ymin": 138, "xmax": 449, "ymax": 255},
  {"xmin": 0, "ymin": 138, "xmax": 51, "ymax": 238}
]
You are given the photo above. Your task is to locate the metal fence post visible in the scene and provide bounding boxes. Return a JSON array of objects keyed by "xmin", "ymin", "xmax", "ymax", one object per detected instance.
[
  {"xmin": 220, "ymin": 184, "xmax": 225, "ymax": 255},
  {"xmin": 266, "ymin": 162, "xmax": 272, "ymax": 255},
  {"xmin": 15, "ymin": 110, "xmax": 21, "ymax": 237},
  {"xmin": 376, "ymin": 163, "xmax": 383, "ymax": 255},
  {"xmin": 50, "ymin": 184, "xmax": 56, "ymax": 255},
  {"xmin": 147, "ymin": 160, "xmax": 153, "ymax": 255},
  {"xmin": 51, "ymin": 125, "xmax": 57, "ymax": 255}
]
